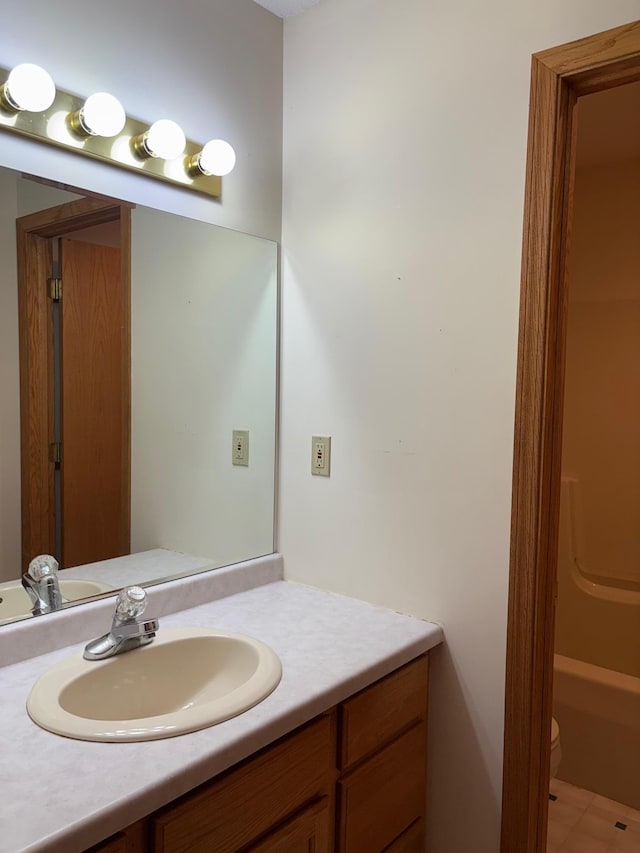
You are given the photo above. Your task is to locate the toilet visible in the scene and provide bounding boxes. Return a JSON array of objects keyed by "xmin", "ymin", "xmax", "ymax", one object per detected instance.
[{"xmin": 550, "ymin": 717, "xmax": 562, "ymax": 777}]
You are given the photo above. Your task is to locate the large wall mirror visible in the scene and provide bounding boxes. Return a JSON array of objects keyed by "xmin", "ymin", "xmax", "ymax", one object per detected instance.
[{"xmin": 0, "ymin": 165, "xmax": 278, "ymax": 627}]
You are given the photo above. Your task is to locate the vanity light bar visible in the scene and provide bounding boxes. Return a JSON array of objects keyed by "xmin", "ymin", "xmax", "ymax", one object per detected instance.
[{"xmin": 0, "ymin": 64, "xmax": 236, "ymax": 198}]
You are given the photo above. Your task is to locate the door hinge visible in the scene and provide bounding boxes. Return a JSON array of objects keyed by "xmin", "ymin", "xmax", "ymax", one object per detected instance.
[
  {"xmin": 48, "ymin": 277, "xmax": 62, "ymax": 301},
  {"xmin": 50, "ymin": 442, "xmax": 62, "ymax": 465}
]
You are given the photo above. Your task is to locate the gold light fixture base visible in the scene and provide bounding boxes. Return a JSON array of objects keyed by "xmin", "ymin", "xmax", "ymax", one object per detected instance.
[
  {"xmin": 0, "ymin": 84, "xmax": 19, "ymax": 113},
  {"xmin": 0, "ymin": 66, "xmax": 222, "ymax": 198},
  {"xmin": 185, "ymin": 152, "xmax": 203, "ymax": 177},
  {"xmin": 67, "ymin": 109, "xmax": 90, "ymax": 138},
  {"xmin": 131, "ymin": 132, "xmax": 152, "ymax": 159}
]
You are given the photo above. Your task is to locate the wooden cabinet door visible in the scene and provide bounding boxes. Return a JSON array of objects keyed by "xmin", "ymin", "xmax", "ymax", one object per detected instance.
[
  {"xmin": 84, "ymin": 820, "xmax": 146, "ymax": 853},
  {"xmin": 152, "ymin": 714, "xmax": 335, "ymax": 853},
  {"xmin": 85, "ymin": 836, "xmax": 127, "ymax": 853},
  {"xmin": 337, "ymin": 722, "xmax": 427, "ymax": 852},
  {"xmin": 339, "ymin": 656, "xmax": 428, "ymax": 770},
  {"xmin": 247, "ymin": 798, "xmax": 331, "ymax": 852},
  {"xmin": 383, "ymin": 819, "xmax": 425, "ymax": 853},
  {"xmin": 83, "ymin": 655, "xmax": 431, "ymax": 853}
]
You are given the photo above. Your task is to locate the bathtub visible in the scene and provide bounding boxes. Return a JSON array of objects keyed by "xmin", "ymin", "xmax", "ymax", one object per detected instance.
[
  {"xmin": 555, "ymin": 479, "xmax": 640, "ymax": 678},
  {"xmin": 553, "ymin": 653, "xmax": 640, "ymax": 810}
]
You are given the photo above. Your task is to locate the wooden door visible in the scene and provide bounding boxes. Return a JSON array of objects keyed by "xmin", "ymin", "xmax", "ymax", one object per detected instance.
[
  {"xmin": 17, "ymin": 195, "xmax": 131, "ymax": 570},
  {"xmin": 502, "ymin": 20, "xmax": 640, "ymax": 853},
  {"xmin": 60, "ymin": 237, "xmax": 126, "ymax": 567}
]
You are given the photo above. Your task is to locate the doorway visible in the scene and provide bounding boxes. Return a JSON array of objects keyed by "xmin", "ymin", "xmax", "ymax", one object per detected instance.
[
  {"xmin": 17, "ymin": 194, "xmax": 131, "ymax": 571},
  {"xmin": 501, "ymin": 20, "xmax": 640, "ymax": 853}
]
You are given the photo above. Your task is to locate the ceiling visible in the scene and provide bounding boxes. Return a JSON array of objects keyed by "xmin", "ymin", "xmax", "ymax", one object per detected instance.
[{"xmin": 252, "ymin": 0, "xmax": 325, "ymax": 17}]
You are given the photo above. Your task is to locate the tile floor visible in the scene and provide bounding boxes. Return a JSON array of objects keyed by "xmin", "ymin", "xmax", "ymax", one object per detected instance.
[{"xmin": 548, "ymin": 778, "xmax": 640, "ymax": 853}]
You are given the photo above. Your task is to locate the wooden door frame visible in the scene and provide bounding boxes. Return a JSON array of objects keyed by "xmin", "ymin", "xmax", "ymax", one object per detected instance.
[
  {"xmin": 501, "ymin": 20, "xmax": 640, "ymax": 853},
  {"xmin": 16, "ymin": 195, "xmax": 131, "ymax": 569}
]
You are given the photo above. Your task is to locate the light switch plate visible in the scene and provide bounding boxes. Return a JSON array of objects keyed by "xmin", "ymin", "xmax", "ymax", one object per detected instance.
[
  {"xmin": 232, "ymin": 429, "xmax": 249, "ymax": 466},
  {"xmin": 311, "ymin": 435, "xmax": 331, "ymax": 476}
]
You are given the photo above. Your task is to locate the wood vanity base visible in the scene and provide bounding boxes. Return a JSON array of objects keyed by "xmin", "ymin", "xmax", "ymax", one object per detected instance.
[{"xmin": 86, "ymin": 654, "xmax": 429, "ymax": 853}]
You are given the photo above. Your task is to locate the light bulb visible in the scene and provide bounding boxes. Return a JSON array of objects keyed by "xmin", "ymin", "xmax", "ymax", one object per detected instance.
[
  {"xmin": 74, "ymin": 92, "xmax": 126, "ymax": 137},
  {"xmin": 195, "ymin": 139, "xmax": 236, "ymax": 176},
  {"xmin": 1, "ymin": 63, "xmax": 55, "ymax": 112},
  {"xmin": 134, "ymin": 119, "xmax": 186, "ymax": 160}
]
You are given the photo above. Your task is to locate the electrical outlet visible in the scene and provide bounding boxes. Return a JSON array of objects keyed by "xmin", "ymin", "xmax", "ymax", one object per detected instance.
[
  {"xmin": 311, "ymin": 435, "xmax": 331, "ymax": 477},
  {"xmin": 232, "ymin": 429, "xmax": 249, "ymax": 466}
]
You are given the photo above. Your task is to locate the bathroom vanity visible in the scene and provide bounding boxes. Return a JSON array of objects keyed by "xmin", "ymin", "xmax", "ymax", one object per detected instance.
[
  {"xmin": 0, "ymin": 556, "xmax": 443, "ymax": 853},
  {"xmin": 90, "ymin": 655, "xmax": 429, "ymax": 853}
]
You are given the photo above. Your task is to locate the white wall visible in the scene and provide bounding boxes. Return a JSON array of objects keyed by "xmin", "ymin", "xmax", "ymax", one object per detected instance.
[
  {"xmin": 279, "ymin": 2, "xmax": 640, "ymax": 851},
  {"xmin": 0, "ymin": 177, "xmax": 91, "ymax": 578},
  {"xmin": 0, "ymin": 170, "xmax": 20, "ymax": 581},
  {"xmin": 131, "ymin": 207, "xmax": 277, "ymax": 564},
  {"xmin": 0, "ymin": 174, "xmax": 81, "ymax": 580},
  {"xmin": 0, "ymin": 0, "xmax": 282, "ymax": 241}
]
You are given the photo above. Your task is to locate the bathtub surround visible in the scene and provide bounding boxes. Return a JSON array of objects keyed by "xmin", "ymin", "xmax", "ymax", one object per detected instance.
[
  {"xmin": 561, "ymin": 149, "xmax": 640, "ymax": 595},
  {"xmin": 556, "ymin": 150, "xmax": 640, "ymax": 678},
  {"xmin": 557, "ymin": 480, "xmax": 640, "ymax": 679},
  {"xmin": 551, "ymin": 89, "xmax": 640, "ymax": 816}
]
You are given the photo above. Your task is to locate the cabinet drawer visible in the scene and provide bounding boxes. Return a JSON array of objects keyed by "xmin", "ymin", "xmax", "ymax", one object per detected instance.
[
  {"xmin": 152, "ymin": 713, "xmax": 335, "ymax": 853},
  {"xmin": 337, "ymin": 722, "xmax": 427, "ymax": 853},
  {"xmin": 339, "ymin": 655, "xmax": 428, "ymax": 770},
  {"xmin": 247, "ymin": 797, "xmax": 331, "ymax": 852}
]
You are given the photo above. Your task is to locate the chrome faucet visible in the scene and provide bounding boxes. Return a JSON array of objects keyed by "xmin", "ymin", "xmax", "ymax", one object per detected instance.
[
  {"xmin": 83, "ymin": 586, "xmax": 158, "ymax": 661},
  {"xmin": 22, "ymin": 555, "xmax": 64, "ymax": 616}
]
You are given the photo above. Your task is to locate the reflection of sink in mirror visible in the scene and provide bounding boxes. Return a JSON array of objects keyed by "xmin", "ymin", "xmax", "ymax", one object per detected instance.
[
  {"xmin": 27, "ymin": 627, "xmax": 282, "ymax": 742},
  {"xmin": 0, "ymin": 578, "xmax": 113, "ymax": 623}
]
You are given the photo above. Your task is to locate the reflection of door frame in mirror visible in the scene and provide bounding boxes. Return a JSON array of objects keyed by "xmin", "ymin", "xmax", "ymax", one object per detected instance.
[
  {"xmin": 501, "ymin": 21, "xmax": 640, "ymax": 853},
  {"xmin": 16, "ymin": 194, "xmax": 132, "ymax": 571}
]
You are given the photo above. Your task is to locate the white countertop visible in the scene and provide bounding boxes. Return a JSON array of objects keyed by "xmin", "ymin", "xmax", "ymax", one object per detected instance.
[
  {"xmin": 61, "ymin": 548, "xmax": 217, "ymax": 588},
  {"xmin": 0, "ymin": 578, "xmax": 442, "ymax": 853}
]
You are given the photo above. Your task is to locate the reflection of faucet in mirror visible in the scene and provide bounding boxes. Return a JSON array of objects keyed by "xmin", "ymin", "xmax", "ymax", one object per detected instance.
[
  {"xmin": 21, "ymin": 555, "xmax": 64, "ymax": 616},
  {"xmin": 83, "ymin": 586, "xmax": 159, "ymax": 661}
]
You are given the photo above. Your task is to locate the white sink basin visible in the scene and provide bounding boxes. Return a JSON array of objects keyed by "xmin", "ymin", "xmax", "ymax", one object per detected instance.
[
  {"xmin": 27, "ymin": 627, "xmax": 282, "ymax": 742},
  {"xmin": 0, "ymin": 578, "xmax": 113, "ymax": 623}
]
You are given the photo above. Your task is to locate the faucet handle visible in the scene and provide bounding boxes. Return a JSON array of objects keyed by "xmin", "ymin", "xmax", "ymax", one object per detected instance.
[
  {"xmin": 114, "ymin": 586, "xmax": 147, "ymax": 622},
  {"xmin": 27, "ymin": 554, "xmax": 59, "ymax": 580},
  {"xmin": 84, "ymin": 586, "xmax": 157, "ymax": 660}
]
